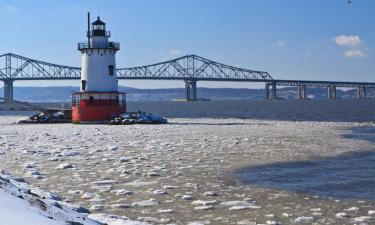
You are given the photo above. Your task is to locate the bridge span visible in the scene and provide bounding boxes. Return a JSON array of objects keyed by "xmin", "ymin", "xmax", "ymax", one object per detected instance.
[{"xmin": 0, "ymin": 53, "xmax": 374, "ymax": 102}]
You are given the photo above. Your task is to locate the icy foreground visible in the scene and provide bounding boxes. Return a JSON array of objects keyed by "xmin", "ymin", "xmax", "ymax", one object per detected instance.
[
  {"xmin": 0, "ymin": 174, "xmax": 150, "ymax": 225},
  {"xmin": 0, "ymin": 173, "xmax": 98, "ymax": 225},
  {"xmin": 0, "ymin": 116, "xmax": 375, "ymax": 224}
]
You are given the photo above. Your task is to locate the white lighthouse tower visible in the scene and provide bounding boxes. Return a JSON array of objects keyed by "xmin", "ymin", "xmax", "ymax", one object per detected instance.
[{"xmin": 72, "ymin": 13, "xmax": 126, "ymax": 123}]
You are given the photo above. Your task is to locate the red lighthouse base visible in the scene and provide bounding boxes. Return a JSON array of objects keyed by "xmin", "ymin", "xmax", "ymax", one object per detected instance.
[{"xmin": 71, "ymin": 91, "xmax": 126, "ymax": 123}]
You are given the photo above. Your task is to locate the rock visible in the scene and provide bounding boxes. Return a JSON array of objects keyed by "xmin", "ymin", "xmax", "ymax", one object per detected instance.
[
  {"xmin": 181, "ymin": 195, "xmax": 193, "ymax": 200},
  {"xmin": 194, "ymin": 205, "xmax": 214, "ymax": 210},
  {"xmin": 112, "ymin": 204, "xmax": 131, "ymax": 209},
  {"xmin": 192, "ymin": 200, "xmax": 218, "ymax": 206},
  {"xmin": 112, "ymin": 189, "xmax": 133, "ymax": 196},
  {"xmin": 56, "ymin": 163, "xmax": 73, "ymax": 169},
  {"xmin": 236, "ymin": 220, "xmax": 256, "ymax": 225},
  {"xmin": 353, "ymin": 216, "xmax": 371, "ymax": 222},
  {"xmin": 74, "ymin": 206, "xmax": 90, "ymax": 214},
  {"xmin": 108, "ymin": 146, "xmax": 118, "ymax": 151},
  {"xmin": 164, "ymin": 185, "xmax": 178, "ymax": 189},
  {"xmin": 335, "ymin": 212, "xmax": 349, "ymax": 219},
  {"xmin": 32, "ymin": 175, "xmax": 44, "ymax": 179},
  {"xmin": 119, "ymin": 157, "xmax": 129, "ymax": 162},
  {"xmin": 294, "ymin": 216, "xmax": 314, "ymax": 223},
  {"xmin": 59, "ymin": 201, "xmax": 91, "ymax": 214},
  {"xmin": 132, "ymin": 199, "xmax": 159, "ymax": 207},
  {"xmin": 310, "ymin": 208, "xmax": 321, "ymax": 212},
  {"xmin": 61, "ymin": 150, "xmax": 80, "ymax": 157},
  {"xmin": 229, "ymin": 205, "xmax": 257, "ymax": 210},
  {"xmin": 89, "ymin": 213, "xmax": 151, "ymax": 225},
  {"xmin": 220, "ymin": 200, "xmax": 253, "ymax": 207},
  {"xmin": 24, "ymin": 162, "xmax": 36, "ymax": 169},
  {"xmin": 152, "ymin": 189, "xmax": 167, "ymax": 195},
  {"xmin": 346, "ymin": 206, "xmax": 359, "ymax": 212},
  {"xmin": 158, "ymin": 209, "xmax": 174, "ymax": 213},
  {"xmin": 68, "ymin": 190, "xmax": 84, "ymax": 195},
  {"xmin": 138, "ymin": 216, "xmax": 170, "ymax": 223},
  {"xmin": 187, "ymin": 222, "xmax": 210, "ymax": 225},
  {"xmin": 124, "ymin": 180, "xmax": 157, "ymax": 187},
  {"xmin": 93, "ymin": 185, "xmax": 112, "ymax": 192},
  {"xmin": 90, "ymin": 204, "xmax": 104, "ymax": 211},
  {"xmin": 203, "ymin": 191, "xmax": 217, "ymax": 196},
  {"xmin": 81, "ymin": 192, "xmax": 95, "ymax": 199},
  {"xmin": 138, "ymin": 155, "xmax": 149, "ymax": 160},
  {"xmin": 147, "ymin": 172, "xmax": 161, "ymax": 177},
  {"xmin": 26, "ymin": 171, "xmax": 41, "ymax": 176}
]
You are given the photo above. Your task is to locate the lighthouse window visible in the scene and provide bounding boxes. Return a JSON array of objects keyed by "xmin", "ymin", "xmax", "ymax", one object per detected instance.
[
  {"xmin": 108, "ymin": 65, "xmax": 114, "ymax": 76},
  {"xmin": 81, "ymin": 80, "xmax": 86, "ymax": 91}
]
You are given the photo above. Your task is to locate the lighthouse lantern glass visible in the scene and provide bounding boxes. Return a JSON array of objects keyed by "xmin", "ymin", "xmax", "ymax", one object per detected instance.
[{"xmin": 93, "ymin": 24, "xmax": 105, "ymax": 31}]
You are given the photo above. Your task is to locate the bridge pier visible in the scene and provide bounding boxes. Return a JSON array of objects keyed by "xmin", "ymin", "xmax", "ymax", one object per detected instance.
[
  {"xmin": 3, "ymin": 80, "xmax": 14, "ymax": 103},
  {"xmin": 265, "ymin": 83, "xmax": 270, "ymax": 100},
  {"xmin": 327, "ymin": 85, "xmax": 336, "ymax": 99},
  {"xmin": 357, "ymin": 86, "xmax": 366, "ymax": 99},
  {"xmin": 184, "ymin": 80, "xmax": 197, "ymax": 101},
  {"xmin": 191, "ymin": 80, "xmax": 197, "ymax": 101},
  {"xmin": 185, "ymin": 80, "xmax": 191, "ymax": 101},
  {"xmin": 298, "ymin": 85, "xmax": 306, "ymax": 99},
  {"xmin": 271, "ymin": 82, "xmax": 277, "ymax": 99}
]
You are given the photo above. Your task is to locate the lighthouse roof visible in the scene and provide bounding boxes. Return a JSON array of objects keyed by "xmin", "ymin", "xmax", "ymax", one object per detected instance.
[{"xmin": 92, "ymin": 17, "xmax": 105, "ymax": 25}]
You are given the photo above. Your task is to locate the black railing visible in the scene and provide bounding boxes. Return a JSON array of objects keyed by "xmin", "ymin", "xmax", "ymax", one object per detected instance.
[{"xmin": 78, "ymin": 41, "xmax": 120, "ymax": 51}]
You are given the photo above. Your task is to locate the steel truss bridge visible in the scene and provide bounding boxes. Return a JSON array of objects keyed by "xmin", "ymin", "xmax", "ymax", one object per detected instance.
[{"xmin": 0, "ymin": 52, "xmax": 374, "ymax": 102}]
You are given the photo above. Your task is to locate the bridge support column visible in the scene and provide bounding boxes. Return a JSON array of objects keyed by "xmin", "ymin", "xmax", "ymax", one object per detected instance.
[
  {"xmin": 271, "ymin": 82, "xmax": 277, "ymax": 99},
  {"xmin": 191, "ymin": 80, "xmax": 197, "ymax": 101},
  {"xmin": 357, "ymin": 86, "xmax": 366, "ymax": 99},
  {"xmin": 327, "ymin": 85, "xmax": 336, "ymax": 99},
  {"xmin": 3, "ymin": 80, "xmax": 14, "ymax": 103},
  {"xmin": 185, "ymin": 80, "xmax": 191, "ymax": 101},
  {"xmin": 298, "ymin": 85, "xmax": 306, "ymax": 99},
  {"xmin": 265, "ymin": 83, "xmax": 270, "ymax": 100},
  {"xmin": 184, "ymin": 80, "xmax": 197, "ymax": 101}
]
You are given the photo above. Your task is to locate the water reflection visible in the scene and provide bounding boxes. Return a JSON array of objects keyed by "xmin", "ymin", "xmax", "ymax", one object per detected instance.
[
  {"xmin": 343, "ymin": 126, "xmax": 375, "ymax": 144},
  {"xmin": 237, "ymin": 127, "xmax": 375, "ymax": 200},
  {"xmin": 237, "ymin": 151, "xmax": 375, "ymax": 200}
]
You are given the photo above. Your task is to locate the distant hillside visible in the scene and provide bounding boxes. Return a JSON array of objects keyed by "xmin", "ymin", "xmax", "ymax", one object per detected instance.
[{"xmin": 0, "ymin": 86, "xmax": 372, "ymax": 102}]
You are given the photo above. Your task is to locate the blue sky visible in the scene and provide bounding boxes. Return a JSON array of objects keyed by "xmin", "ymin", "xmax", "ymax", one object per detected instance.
[{"xmin": 0, "ymin": 0, "xmax": 374, "ymax": 88}]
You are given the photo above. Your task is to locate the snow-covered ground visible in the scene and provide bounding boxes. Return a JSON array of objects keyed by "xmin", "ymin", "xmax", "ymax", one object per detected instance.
[
  {"xmin": 0, "ymin": 115, "xmax": 375, "ymax": 224},
  {"xmin": 0, "ymin": 189, "xmax": 66, "ymax": 225},
  {"xmin": 0, "ymin": 173, "xmax": 150, "ymax": 225}
]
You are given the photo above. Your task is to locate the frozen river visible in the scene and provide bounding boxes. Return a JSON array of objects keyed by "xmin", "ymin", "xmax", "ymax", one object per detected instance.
[{"xmin": 0, "ymin": 99, "xmax": 375, "ymax": 224}]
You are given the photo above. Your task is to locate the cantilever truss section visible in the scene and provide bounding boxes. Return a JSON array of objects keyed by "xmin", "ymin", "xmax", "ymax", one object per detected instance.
[
  {"xmin": 116, "ymin": 55, "xmax": 273, "ymax": 81},
  {"xmin": 0, "ymin": 53, "xmax": 81, "ymax": 80},
  {"xmin": 0, "ymin": 53, "xmax": 273, "ymax": 81}
]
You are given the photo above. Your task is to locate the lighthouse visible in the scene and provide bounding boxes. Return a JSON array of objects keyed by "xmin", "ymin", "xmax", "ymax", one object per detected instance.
[{"xmin": 72, "ymin": 13, "xmax": 126, "ymax": 123}]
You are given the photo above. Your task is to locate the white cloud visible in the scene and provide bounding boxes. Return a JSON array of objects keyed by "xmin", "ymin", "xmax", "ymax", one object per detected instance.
[
  {"xmin": 276, "ymin": 40, "xmax": 285, "ymax": 46},
  {"xmin": 273, "ymin": 40, "xmax": 286, "ymax": 47},
  {"xmin": 333, "ymin": 35, "xmax": 361, "ymax": 46},
  {"xmin": 169, "ymin": 49, "xmax": 181, "ymax": 55},
  {"xmin": 3, "ymin": 5, "xmax": 18, "ymax": 12},
  {"xmin": 344, "ymin": 49, "xmax": 367, "ymax": 58}
]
